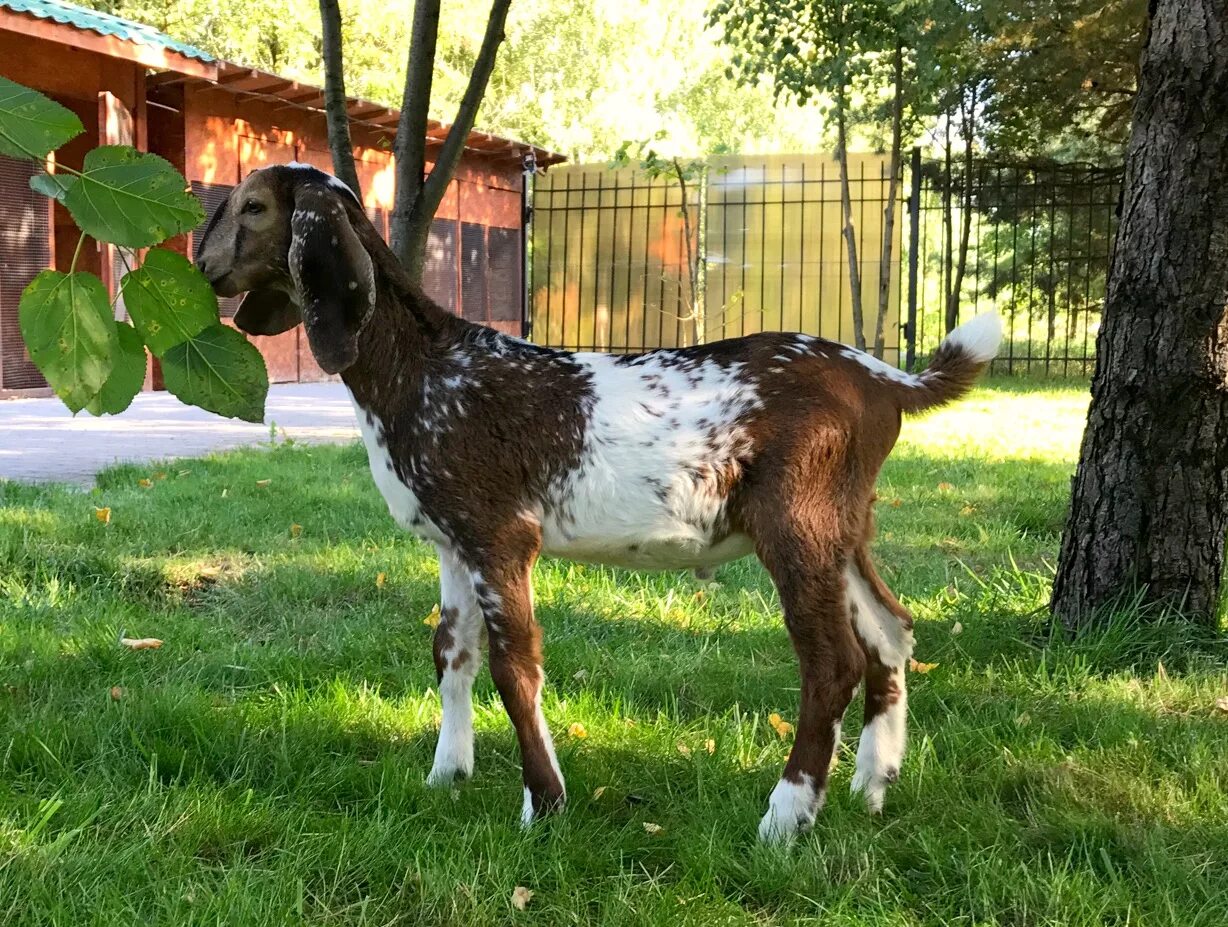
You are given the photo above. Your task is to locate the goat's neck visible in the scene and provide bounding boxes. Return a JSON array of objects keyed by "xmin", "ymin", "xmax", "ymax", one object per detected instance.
[{"xmin": 341, "ymin": 243, "xmax": 463, "ymax": 419}]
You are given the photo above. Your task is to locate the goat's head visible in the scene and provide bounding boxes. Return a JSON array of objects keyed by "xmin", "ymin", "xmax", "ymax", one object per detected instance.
[{"xmin": 194, "ymin": 163, "xmax": 376, "ymax": 374}]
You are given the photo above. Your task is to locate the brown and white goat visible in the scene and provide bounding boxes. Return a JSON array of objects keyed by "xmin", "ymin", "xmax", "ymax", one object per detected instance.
[{"xmin": 195, "ymin": 164, "xmax": 1002, "ymax": 841}]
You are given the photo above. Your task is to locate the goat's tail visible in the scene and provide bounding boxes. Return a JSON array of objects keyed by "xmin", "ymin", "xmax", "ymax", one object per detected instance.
[{"xmin": 892, "ymin": 313, "xmax": 1003, "ymax": 414}]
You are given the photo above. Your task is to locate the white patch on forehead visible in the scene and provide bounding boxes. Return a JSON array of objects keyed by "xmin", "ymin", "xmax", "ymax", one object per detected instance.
[
  {"xmin": 838, "ymin": 345, "xmax": 916, "ymax": 385},
  {"xmin": 348, "ymin": 389, "xmax": 446, "ymax": 544},
  {"xmin": 539, "ymin": 351, "xmax": 760, "ymax": 570},
  {"xmin": 283, "ymin": 161, "xmax": 362, "ymax": 205}
]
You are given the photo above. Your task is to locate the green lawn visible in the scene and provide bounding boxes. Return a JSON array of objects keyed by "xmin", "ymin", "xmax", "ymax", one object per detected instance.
[{"xmin": 1, "ymin": 381, "xmax": 1225, "ymax": 926}]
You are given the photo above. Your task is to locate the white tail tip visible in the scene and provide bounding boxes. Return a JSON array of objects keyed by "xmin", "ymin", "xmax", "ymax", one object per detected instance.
[{"xmin": 942, "ymin": 313, "xmax": 1003, "ymax": 364}]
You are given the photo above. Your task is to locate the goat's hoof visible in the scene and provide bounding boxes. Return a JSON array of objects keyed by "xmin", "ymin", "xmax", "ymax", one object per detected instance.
[
  {"xmin": 850, "ymin": 768, "xmax": 894, "ymax": 814},
  {"xmin": 758, "ymin": 775, "xmax": 820, "ymax": 844},
  {"xmin": 426, "ymin": 761, "xmax": 472, "ymax": 788},
  {"xmin": 519, "ymin": 787, "xmax": 566, "ymax": 829}
]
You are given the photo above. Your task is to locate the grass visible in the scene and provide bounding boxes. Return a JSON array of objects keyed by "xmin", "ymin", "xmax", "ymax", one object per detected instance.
[{"xmin": 1, "ymin": 379, "xmax": 1226, "ymax": 926}]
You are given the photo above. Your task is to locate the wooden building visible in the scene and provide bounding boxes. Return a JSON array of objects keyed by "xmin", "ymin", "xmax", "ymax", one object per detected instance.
[{"xmin": 0, "ymin": 0, "xmax": 562, "ymax": 396}]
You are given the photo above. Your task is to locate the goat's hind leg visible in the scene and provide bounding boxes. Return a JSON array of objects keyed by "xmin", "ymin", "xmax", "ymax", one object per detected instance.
[
  {"xmin": 846, "ymin": 547, "xmax": 914, "ymax": 813},
  {"xmin": 427, "ymin": 546, "xmax": 484, "ymax": 786},
  {"xmin": 757, "ymin": 538, "xmax": 865, "ymax": 843}
]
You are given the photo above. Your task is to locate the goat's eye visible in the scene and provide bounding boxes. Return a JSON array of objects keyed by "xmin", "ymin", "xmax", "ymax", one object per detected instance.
[{"xmin": 242, "ymin": 200, "xmax": 265, "ymax": 215}]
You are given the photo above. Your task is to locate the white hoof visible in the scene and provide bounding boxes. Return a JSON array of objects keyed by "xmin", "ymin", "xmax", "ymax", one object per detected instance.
[
  {"xmin": 426, "ymin": 745, "xmax": 473, "ymax": 787},
  {"xmin": 758, "ymin": 774, "xmax": 821, "ymax": 844}
]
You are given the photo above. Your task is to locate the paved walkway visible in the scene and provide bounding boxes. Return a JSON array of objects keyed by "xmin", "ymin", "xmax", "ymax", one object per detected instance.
[{"xmin": 0, "ymin": 383, "xmax": 359, "ymax": 486}]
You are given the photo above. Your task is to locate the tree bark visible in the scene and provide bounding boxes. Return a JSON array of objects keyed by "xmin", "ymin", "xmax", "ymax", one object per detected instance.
[
  {"xmin": 389, "ymin": 0, "xmax": 442, "ymax": 276},
  {"xmin": 837, "ymin": 91, "xmax": 865, "ymax": 351},
  {"xmin": 391, "ymin": 0, "xmax": 512, "ymax": 283},
  {"xmin": 874, "ymin": 40, "xmax": 905, "ymax": 359},
  {"xmin": 1051, "ymin": 0, "xmax": 1228, "ymax": 629},
  {"xmin": 317, "ymin": 0, "xmax": 362, "ymax": 199},
  {"xmin": 945, "ymin": 85, "xmax": 975, "ymax": 334}
]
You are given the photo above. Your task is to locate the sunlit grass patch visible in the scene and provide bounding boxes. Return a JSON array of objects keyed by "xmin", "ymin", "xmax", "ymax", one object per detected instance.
[{"xmin": 0, "ymin": 378, "xmax": 1224, "ymax": 926}]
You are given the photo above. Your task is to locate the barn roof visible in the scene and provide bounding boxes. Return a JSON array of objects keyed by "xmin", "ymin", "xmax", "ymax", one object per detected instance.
[{"xmin": 0, "ymin": 0, "xmax": 565, "ymax": 168}]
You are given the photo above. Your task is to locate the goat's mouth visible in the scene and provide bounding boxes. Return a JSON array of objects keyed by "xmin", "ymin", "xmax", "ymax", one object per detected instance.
[{"xmin": 208, "ymin": 272, "xmax": 240, "ymax": 298}]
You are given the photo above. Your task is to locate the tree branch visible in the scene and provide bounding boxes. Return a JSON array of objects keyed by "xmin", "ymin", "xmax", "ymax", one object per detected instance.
[
  {"xmin": 318, "ymin": 0, "xmax": 362, "ymax": 198},
  {"xmin": 390, "ymin": 0, "xmax": 442, "ymax": 271},
  {"xmin": 399, "ymin": 0, "xmax": 513, "ymax": 283}
]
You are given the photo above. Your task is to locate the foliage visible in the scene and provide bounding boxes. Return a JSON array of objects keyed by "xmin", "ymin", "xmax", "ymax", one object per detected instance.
[
  {"xmin": 1, "ymin": 383, "xmax": 1226, "ymax": 923},
  {"xmin": 0, "ymin": 77, "xmax": 268, "ymax": 422}
]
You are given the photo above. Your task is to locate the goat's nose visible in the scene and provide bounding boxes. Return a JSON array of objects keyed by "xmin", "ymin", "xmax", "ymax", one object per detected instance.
[{"xmin": 196, "ymin": 255, "xmax": 210, "ymax": 276}]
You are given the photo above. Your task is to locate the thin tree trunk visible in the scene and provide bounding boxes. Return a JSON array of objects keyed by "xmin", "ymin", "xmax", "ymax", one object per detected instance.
[
  {"xmin": 389, "ymin": 0, "xmax": 441, "ymax": 276},
  {"xmin": 942, "ymin": 118, "xmax": 953, "ymax": 331},
  {"xmin": 673, "ymin": 158, "xmax": 703, "ymax": 347},
  {"xmin": 837, "ymin": 91, "xmax": 865, "ymax": 351},
  {"xmin": 1051, "ymin": 0, "xmax": 1228, "ymax": 629},
  {"xmin": 391, "ymin": 0, "xmax": 512, "ymax": 283},
  {"xmin": 874, "ymin": 40, "xmax": 905, "ymax": 359},
  {"xmin": 317, "ymin": 0, "xmax": 362, "ymax": 199},
  {"xmin": 945, "ymin": 85, "xmax": 975, "ymax": 333}
]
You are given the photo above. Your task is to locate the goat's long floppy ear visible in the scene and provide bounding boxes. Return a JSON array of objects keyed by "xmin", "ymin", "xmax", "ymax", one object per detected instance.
[
  {"xmin": 233, "ymin": 288, "xmax": 301, "ymax": 336},
  {"xmin": 289, "ymin": 185, "xmax": 375, "ymax": 374}
]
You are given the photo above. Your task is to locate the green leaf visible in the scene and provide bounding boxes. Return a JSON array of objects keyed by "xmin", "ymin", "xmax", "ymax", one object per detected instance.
[
  {"xmin": 63, "ymin": 146, "xmax": 205, "ymax": 249},
  {"xmin": 85, "ymin": 322, "xmax": 146, "ymax": 416},
  {"xmin": 0, "ymin": 76, "xmax": 83, "ymax": 160},
  {"xmin": 161, "ymin": 324, "xmax": 268, "ymax": 423},
  {"xmin": 18, "ymin": 270, "xmax": 116, "ymax": 413},
  {"xmin": 121, "ymin": 249, "xmax": 219, "ymax": 356},
  {"xmin": 30, "ymin": 171, "xmax": 75, "ymax": 203}
]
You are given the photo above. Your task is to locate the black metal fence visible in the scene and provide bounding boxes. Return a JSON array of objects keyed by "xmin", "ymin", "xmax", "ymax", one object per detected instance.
[{"xmin": 529, "ymin": 152, "xmax": 1123, "ymax": 377}]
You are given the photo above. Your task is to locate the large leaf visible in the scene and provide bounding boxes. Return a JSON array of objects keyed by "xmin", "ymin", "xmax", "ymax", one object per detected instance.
[
  {"xmin": 18, "ymin": 270, "xmax": 115, "ymax": 413},
  {"xmin": 63, "ymin": 146, "xmax": 204, "ymax": 249},
  {"xmin": 161, "ymin": 324, "xmax": 268, "ymax": 423},
  {"xmin": 0, "ymin": 76, "xmax": 83, "ymax": 160},
  {"xmin": 85, "ymin": 322, "xmax": 146, "ymax": 416},
  {"xmin": 121, "ymin": 249, "xmax": 219, "ymax": 356}
]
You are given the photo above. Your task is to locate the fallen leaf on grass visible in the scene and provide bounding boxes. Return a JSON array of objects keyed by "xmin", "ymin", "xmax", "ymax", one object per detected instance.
[
  {"xmin": 109, "ymin": 686, "xmax": 124, "ymax": 701},
  {"xmin": 138, "ymin": 478, "xmax": 153, "ymax": 488},
  {"xmin": 94, "ymin": 507, "xmax": 111, "ymax": 524},
  {"xmin": 568, "ymin": 722, "xmax": 588, "ymax": 739},
  {"xmin": 768, "ymin": 712, "xmax": 794, "ymax": 739},
  {"xmin": 120, "ymin": 638, "xmax": 163, "ymax": 651},
  {"xmin": 1215, "ymin": 696, "xmax": 1228, "ymax": 714},
  {"xmin": 950, "ymin": 621, "xmax": 963, "ymax": 635},
  {"xmin": 221, "ymin": 488, "xmax": 228, "ymax": 498},
  {"xmin": 422, "ymin": 603, "xmax": 440, "ymax": 627},
  {"xmin": 1015, "ymin": 712, "xmax": 1032, "ymax": 727},
  {"xmin": 511, "ymin": 886, "xmax": 534, "ymax": 911},
  {"xmin": 573, "ymin": 669, "xmax": 589, "ymax": 682},
  {"xmin": 959, "ymin": 505, "xmax": 976, "ymax": 517},
  {"xmin": 642, "ymin": 822, "xmax": 663, "ymax": 835},
  {"xmin": 676, "ymin": 742, "xmax": 691, "ymax": 757},
  {"xmin": 289, "ymin": 523, "xmax": 303, "ymax": 539},
  {"xmin": 909, "ymin": 659, "xmax": 939, "ymax": 674},
  {"xmin": 153, "ymin": 471, "xmax": 167, "ymax": 481},
  {"xmin": 889, "ymin": 498, "xmax": 903, "ymax": 508},
  {"xmin": 937, "ymin": 482, "xmax": 955, "ymax": 492},
  {"xmin": 255, "ymin": 479, "xmax": 271, "ymax": 488},
  {"xmin": 592, "ymin": 786, "xmax": 607, "ymax": 800},
  {"xmin": 692, "ymin": 588, "xmax": 706, "ymax": 603},
  {"xmin": 375, "ymin": 571, "xmax": 387, "ymax": 589},
  {"xmin": 704, "ymin": 739, "xmax": 716, "ymax": 754}
]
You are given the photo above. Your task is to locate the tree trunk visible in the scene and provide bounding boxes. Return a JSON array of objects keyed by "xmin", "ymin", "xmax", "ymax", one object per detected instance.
[
  {"xmin": 317, "ymin": 0, "xmax": 362, "ymax": 199},
  {"xmin": 874, "ymin": 40, "xmax": 905, "ymax": 359},
  {"xmin": 1051, "ymin": 0, "xmax": 1228, "ymax": 629},
  {"xmin": 837, "ymin": 92, "xmax": 865, "ymax": 351},
  {"xmin": 391, "ymin": 0, "xmax": 511, "ymax": 284},
  {"xmin": 945, "ymin": 85, "xmax": 975, "ymax": 334},
  {"xmin": 389, "ymin": 0, "xmax": 442, "ymax": 279}
]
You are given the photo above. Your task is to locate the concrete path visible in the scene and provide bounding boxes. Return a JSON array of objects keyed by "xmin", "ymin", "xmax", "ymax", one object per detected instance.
[{"xmin": 0, "ymin": 383, "xmax": 359, "ymax": 486}]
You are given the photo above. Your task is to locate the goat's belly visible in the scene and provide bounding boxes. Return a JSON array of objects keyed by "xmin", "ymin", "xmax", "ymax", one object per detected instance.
[{"xmin": 542, "ymin": 528, "xmax": 754, "ymax": 571}]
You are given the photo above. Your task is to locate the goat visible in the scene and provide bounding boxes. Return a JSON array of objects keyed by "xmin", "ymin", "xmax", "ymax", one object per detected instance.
[{"xmin": 195, "ymin": 164, "xmax": 1002, "ymax": 842}]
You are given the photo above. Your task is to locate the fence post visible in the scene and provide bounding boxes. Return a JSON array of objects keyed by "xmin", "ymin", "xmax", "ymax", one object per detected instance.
[
  {"xmin": 520, "ymin": 150, "xmax": 537, "ymax": 340},
  {"xmin": 905, "ymin": 146, "xmax": 921, "ymax": 372}
]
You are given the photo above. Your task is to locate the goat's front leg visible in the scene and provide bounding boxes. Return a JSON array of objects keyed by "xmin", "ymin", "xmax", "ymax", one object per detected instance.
[
  {"xmin": 471, "ymin": 539, "xmax": 565, "ymax": 826},
  {"xmin": 426, "ymin": 546, "xmax": 484, "ymax": 786}
]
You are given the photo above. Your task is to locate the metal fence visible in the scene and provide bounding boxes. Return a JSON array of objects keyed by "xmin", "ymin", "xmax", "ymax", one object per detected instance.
[{"xmin": 529, "ymin": 152, "xmax": 1123, "ymax": 377}]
